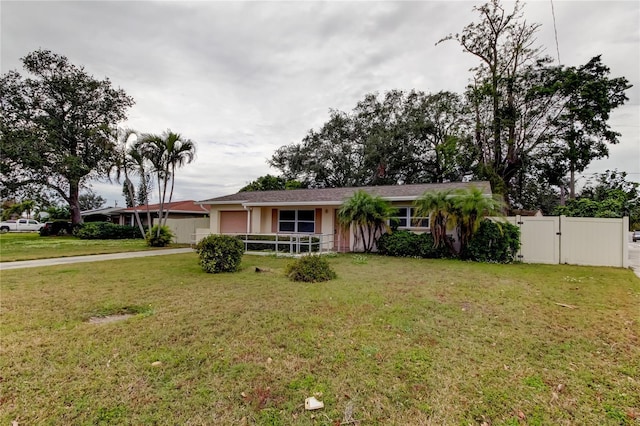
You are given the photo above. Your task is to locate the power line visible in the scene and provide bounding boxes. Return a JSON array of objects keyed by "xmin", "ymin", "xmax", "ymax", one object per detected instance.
[{"xmin": 550, "ymin": 0, "xmax": 562, "ymax": 65}]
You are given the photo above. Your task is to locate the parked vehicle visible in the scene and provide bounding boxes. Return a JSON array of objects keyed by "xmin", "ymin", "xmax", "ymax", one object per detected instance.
[
  {"xmin": 40, "ymin": 221, "xmax": 74, "ymax": 236},
  {"xmin": 633, "ymin": 230, "xmax": 640, "ymax": 242},
  {"xmin": 0, "ymin": 218, "xmax": 44, "ymax": 232}
]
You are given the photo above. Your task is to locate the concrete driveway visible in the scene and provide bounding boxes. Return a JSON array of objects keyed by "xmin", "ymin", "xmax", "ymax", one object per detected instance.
[
  {"xmin": 629, "ymin": 241, "xmax": 640, "ymax": 279},
  {"xmin": 0, "ymin": 248, "xmax": 194, "ymax": 271}
]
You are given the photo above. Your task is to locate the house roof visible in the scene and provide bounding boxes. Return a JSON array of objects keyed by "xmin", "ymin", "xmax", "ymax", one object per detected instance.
[
  {"xmin": 80, "ymin": 206, "xmax": 125, "ymax": 216},
  {"xmin": 121, "ymin": 200, "xmax": 208, "ymax": 214},
  {"xmin": 198, "ymin": 181, "xmax": 492, "ymax": 207}
]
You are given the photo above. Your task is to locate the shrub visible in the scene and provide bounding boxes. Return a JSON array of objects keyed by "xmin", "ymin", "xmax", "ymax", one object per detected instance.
[
  {"xmin": 462, "ymin": 219, "xmax": 520, "ymax": 263},
  {"xmin": 376, "ymin": 230, "xmax": 451, "ymax": 258},
  {"xmin": 195, "ymin": 234, "xmax": 244, "ymax": 273},
  {"xmin": 285, "ymin": 255, "xmax": 337, "ymax": 282},
  {"xmin": 75, "ymin": 222, "xmax": 143, "ymax": 239},
  {"xmin": 146, "ymin": 225, "xmax": 175, "ymax": 247}
]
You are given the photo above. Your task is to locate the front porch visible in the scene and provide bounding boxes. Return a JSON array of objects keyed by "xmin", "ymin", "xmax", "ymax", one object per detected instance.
[{"xmin": 192, "ymin": 231, "xmax": 338, "ymax": 256}]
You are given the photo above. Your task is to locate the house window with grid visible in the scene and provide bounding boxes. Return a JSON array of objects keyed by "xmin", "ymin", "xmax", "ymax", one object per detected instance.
[
  {"xmin": 392, "ymin": 207, "xmax": 429, "ymax": 230},
  {"xmin": 278, "ymin": 210, "xmax": 315, "ymax": 233}
]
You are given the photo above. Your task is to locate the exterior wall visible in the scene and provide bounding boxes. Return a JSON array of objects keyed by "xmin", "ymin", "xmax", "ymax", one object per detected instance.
[
  {"xmin": 206, "ymin": 204, "xmax": 338, "ymax": 251},
  {"xmin": 259, "ymin": 207, "xmax": 272, "ymax": 233},
  {"xmin": 249, "ymin": 208, "xmax": 262, "ymax": 233}
]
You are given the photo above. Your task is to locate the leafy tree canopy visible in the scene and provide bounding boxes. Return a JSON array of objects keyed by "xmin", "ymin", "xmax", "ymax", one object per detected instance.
[
  {"xmin": 439, "ymin": 0, "xmax": 630, "ymax": 208},
  {"xmin": 79, "ymin": 190, "xmax": 107, "ymax": 211},
  {"xmin": 1, "ymin": 49, "xmax": 134, "ymax": 224},
  {"xmin": 554, "ymin": 170, "xmax": 640, "ymax": 228},
  {"xmin": 239, "ymin": 174, "xmax": 305, "ymax": 192},
  {"xmin": 270, "ymin": 90, "xmax": 471, "ymax": 188}
]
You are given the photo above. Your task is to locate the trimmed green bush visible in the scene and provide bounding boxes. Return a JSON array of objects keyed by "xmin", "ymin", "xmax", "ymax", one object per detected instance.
[
  {"xmin": 462, "ymin": 219, "xmax": 520, "ymax": 263},
  {"xmin": 376, "ymin": 230, "xmax": 451, "ymax": 258},
  {"xmin": 285, "ymin": 255, "xmax": 337, "ymax": 282},
  {"xmin": 75, "ymin": 222, "xmax": 143, "ymax": 239},
  {"xmin": 195, "ymin": 234, "xmax": 245, "ymax": 273},
  {"xmin": 146, "ymin": 225, "xmax": 174, "ymax": 247}
]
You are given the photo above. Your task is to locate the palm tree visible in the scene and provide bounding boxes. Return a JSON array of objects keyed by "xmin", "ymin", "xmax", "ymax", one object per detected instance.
[
  {"xmin": 413, "ymin": 189, "xmax": 455, "ymax": 252},
  {"xmin": 21, "ymin": 200, "xmax": 35, "ymax": 219},
  {"xmin": 127, "ymin": 141, "xmax": 153, "ymax": 228},
  {"xmin": 138, "ymin": 130, "xmax": 196, "ymax": 235},
  {"xmin": 337, "ymin": 190, "xmax": 396, "ymax": 253},
  {"xmin": 451, "ymin": 186, "xmax": 505, "ymax": 251},
  {"xmin": 108, "ymin": 128, "xmax": 146, "ymax": 237}
]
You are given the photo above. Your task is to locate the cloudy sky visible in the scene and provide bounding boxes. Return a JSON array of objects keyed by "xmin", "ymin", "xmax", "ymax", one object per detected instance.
[{"xmin": 2, "ymin": 0, "xmax": 639, "ymax": 206}]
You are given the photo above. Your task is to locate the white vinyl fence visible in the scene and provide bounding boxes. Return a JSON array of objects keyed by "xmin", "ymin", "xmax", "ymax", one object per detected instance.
[
  {"xmin": 501, "ymin": 215, "xmax": 629, "ymax": 268},
  {"xmin": 165, "ymin": 218, "xmax": 210, "ymax": 244}
]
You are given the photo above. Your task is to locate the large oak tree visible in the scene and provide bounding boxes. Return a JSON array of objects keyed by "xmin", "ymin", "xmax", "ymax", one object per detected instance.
[
  {"xmin": 441, "ymin": 0, "xmax": 630, "ymax": 208},
  {"xmin": 270, "ymin": 90, "xmax": 471, "ymax": 188},
  {"xmin": 0, "ymin": 50, "xmax": 134, "ymax": 224}
]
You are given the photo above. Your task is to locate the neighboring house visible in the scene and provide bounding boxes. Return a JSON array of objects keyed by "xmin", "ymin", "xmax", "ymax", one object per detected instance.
[
  {"xmin": 197, "ymin": 182, "xmax": 491, "ymax": 252},
  {"xmin": 81, "ymin": 206, "xmax": 124, "ymax": 223},
  {"xmin": 118, "ymin": 200, "xmax": 209, "ymax": 227}
]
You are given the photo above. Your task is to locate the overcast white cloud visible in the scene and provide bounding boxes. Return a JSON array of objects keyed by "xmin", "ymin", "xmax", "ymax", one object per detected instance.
[{"xmin": 2, "ymin": 0, "xmax": 638, "ymax": 206}]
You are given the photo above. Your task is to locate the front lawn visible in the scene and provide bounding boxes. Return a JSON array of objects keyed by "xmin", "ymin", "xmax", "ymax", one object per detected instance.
[
  {"xmin": 0, "ymin": 233, "xmax": 180, "ymax": 262},
  {"xmin": 1, "ymin": 254, "xmax": 638, "ymax": 424}
]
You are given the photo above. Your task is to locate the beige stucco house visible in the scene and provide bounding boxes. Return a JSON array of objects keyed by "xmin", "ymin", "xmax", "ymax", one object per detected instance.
[{"xmin": 197, "ymin": 181, "xmax": 491, "ymax": 252}]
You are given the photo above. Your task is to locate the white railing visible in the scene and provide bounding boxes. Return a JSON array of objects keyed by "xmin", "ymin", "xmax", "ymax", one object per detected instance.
[{"xmin": 191, "ymin": 232, "xmax": 335, "ymax": 255}]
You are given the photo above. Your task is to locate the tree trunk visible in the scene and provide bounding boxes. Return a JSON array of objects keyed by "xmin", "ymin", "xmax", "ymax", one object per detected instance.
[
  {"xmin": 163, "ymin": 165, "xmax": 176, "ymax": 227},
  {"xmin": 569, "ymin": 164, "xmax": 576, "ymax": 200},
  {"xmin": 68, "ymin": 180, "xmax": 83, "ymax": 225},
  {"xmin": 125, "ymin": 174, "xmax": 145, "ymax": 237}
]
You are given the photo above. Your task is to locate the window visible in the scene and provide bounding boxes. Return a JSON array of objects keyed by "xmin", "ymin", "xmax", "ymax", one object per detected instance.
[
  {"xmin": 391, "ymin": 207, "xmax": 429, "ymax": 230},
  {"xmin": 278, "ymin": 209, "xmax": 315, "ymax": 233}
]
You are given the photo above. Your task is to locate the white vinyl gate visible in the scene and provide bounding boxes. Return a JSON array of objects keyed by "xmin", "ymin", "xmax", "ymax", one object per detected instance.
[{"xmin": 502, "ymin": 215, "xmax": 629, "ymax": 268}]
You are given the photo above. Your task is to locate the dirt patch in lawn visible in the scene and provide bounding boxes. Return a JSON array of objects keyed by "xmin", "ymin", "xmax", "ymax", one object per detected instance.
[{"xmin": 88, "ymin": 314, "xmax": 135, "ymax": 324}]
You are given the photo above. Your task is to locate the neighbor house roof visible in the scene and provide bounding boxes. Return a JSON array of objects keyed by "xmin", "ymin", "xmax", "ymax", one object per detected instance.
[
  {"xmin": 122, "ymin": 200, "xmax": 208, "ymax": 214},
  {"xmin": 198, "ymin": 181, "xmax": 491, "ymax": 207},
  {"xmin": 80, "ymin": 206, "xmax": 125, "ymax": 216}
]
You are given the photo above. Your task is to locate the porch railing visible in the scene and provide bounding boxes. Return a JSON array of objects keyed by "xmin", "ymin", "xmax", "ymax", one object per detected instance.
[{"xmin": 192, "ymin": 232, "xmax": 335, "ymax": 255}]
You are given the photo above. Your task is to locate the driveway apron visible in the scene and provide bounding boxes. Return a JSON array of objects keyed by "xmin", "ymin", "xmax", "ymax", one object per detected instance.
[{"xmin": 0, "ymin": 248, "xmax": 194, "ymax": 271}]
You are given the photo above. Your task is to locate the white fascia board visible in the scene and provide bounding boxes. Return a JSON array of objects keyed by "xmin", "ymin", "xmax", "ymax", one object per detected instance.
[
  {"xmin": 243, "ymin": 201, "xmax": 342, "ymax": 207},
  {"xmin": 198, "ymin": 200, "xmax": 250, "ymax": 206},
  {"xmin": 383, "ymin": 196, "xmax": 421, "ymax": 202}
]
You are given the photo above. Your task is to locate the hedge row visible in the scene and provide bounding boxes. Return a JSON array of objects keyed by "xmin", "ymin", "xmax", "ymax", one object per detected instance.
[
  {"xmin": 461, "ymin": 219, "xmax": 520, "ymax": 263},
  {"xmin": 377, "ymin": 219, "xmax": 520, "ymax": 264},
  {"xmin": 74, "ymin": 222, "xmax": 144, "ymax": 240},
  {"xmin": 376, "ymin": 230, "xmax": 450, "ymax": 259}
]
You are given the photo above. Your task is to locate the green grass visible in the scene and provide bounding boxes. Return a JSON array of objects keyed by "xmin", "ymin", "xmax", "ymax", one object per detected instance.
[
  {"xmin": 0, "ymin": 233, "xmax": 183, "ymax": 262},
  {"xmin": 1, "ymin": 254, "xmax": 638, "ymax": 424}
]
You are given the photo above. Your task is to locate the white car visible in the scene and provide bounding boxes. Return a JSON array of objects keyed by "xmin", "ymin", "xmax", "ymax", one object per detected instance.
[{"xmin": 0, "ymin": 219, "xmax": 44, "ymax": 232}]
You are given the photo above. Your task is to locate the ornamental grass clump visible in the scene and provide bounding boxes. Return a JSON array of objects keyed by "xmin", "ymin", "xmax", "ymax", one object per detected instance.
[
  {"xmin": 146, "ymin": 225, "xmax": 174, "ymax": 247},
  {"xmin": 195, "ymin": 234, "xmax": 244, "ymax": 273},
  {"xmin": 285, "ymin": 255, "xmax": 337, "ymax": 282}
]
